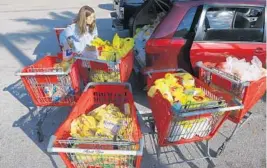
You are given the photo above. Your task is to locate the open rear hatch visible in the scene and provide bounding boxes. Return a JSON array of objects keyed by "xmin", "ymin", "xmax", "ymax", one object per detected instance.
[{"xmin": 132, "ymin": 0, "xmax": 172, "ymax": 72}]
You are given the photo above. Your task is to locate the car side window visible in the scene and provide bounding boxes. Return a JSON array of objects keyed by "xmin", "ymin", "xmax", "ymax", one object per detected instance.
[
  {"xmin": 198, "ymin": 7, "xmax": 265, "ymax": 42},
  {"xmin": 174, "ymin": 7, "xmax": 197, "ymax": 38}
]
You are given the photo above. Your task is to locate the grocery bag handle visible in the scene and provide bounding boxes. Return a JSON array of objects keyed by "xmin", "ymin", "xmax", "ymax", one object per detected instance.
[
  {"xmin": 196, "ymin": 61, "xmax": 250, "ymax": 86},
  {"xmin": 84, "ymin": 82, "xmax": 132, "ymax": 93},
  {"xmin": 47, "ymin": 135, "xmax": 144, "ymax": 156},
  {"xmin": 144, "ymin": 68, "xmax": 187, "ymax": 78}
]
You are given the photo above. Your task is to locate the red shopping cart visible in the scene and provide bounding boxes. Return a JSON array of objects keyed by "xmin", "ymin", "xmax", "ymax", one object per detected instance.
[
  {"xmin": 145, "ymin": 69, "xmax": 243, "ymax": 159},
  {"xmin": 76, "ymin": 49, "xmax": 134, "ymax": 84},
  {"xmin": 47, "ymin": 83, "xmax": 143, "ymax": 168},
  {"xmin": 196, "ymin": 61, "xmax": 266, "ymax": 156},
  {"xmin": 16, "ymin": 53, "xmax": 81, "ymax": 106},
  {"xmin": 16, "ymin": 53, "xmax": 82, "ymax": 141}
]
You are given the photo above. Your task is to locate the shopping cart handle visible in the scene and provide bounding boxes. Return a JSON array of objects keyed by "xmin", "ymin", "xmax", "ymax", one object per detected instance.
[
  {"xmin": 47, "ymin": 135, "xmax": 144, "ymax": 156},
  {"xmin": 177, "ymin": 100, "xmax": 244, "ymax": 117},
  {"xmin": 47, "ymin": 135, "xmax": 57, "ymax": 153},
  {"xmin": 144, "ymin": 68, "xmax": 187, "ymax": 78},
  {"xmin": 84, "ymin": 82, "xmax": 132, "ymax": 93},
  {"xmin": 14, "ymin": 70, "xmax": 21, "ymax": 76},
  {"xmin": 75, "ymin": 56, "xmax": 119, "ymax": 66},
  {"xmin": 196, "ymin": 61, "xmax": 250, "ymax": 86}
]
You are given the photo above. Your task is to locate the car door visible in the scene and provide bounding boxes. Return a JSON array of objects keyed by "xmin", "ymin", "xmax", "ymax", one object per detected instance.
[
  {"xmin": 190, "ymin": 5, "xmax": 266, "ymax": 71},
  {"xmin": 165, "ymin": 5, "xmax": 203, "ymax": 73}
]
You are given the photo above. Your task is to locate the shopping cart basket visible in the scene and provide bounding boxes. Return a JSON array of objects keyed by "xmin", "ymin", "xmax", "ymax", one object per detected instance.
[
  {"xmin": 197, "ymin": 61, "xmax": 266, "ymax": 123},
  {"xmin": 145, "ymin": 69, "xmax": 243, "ymax": 159},
  {"xmin": 16, "ymin": 53, "xmax": 81, "ymax": 106},
  {"xmin": 47, "ymin": 83, "xmax": 144, "ymax": 168},
  {"xmin": 76, "ymin": 49, "xmax": 134, "ymax": 84},
  {"xmin": 196, "ymin": 61, "xmax": 266, "ymax": 156}
]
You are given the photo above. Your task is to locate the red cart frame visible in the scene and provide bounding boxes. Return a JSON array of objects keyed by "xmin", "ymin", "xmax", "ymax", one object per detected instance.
[{"xmin": 47, "ymin": 83, "xmax": 143, "ymax": 168}]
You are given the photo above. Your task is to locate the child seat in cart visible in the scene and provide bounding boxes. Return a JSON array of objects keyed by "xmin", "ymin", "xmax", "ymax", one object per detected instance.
[
  {"xmin": 145, "ymin": 69, "xmax": 244, "ymax": 159},
  {"xmin": 47, "ymin": 83, "xmax": 144, "ymax": 168},
  {"xmin": 76, "ymin": 49, "xmax": 134, "ymax": 84}
]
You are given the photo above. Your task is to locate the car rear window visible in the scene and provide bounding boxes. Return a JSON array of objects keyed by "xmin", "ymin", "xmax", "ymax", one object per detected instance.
[{"xmin": 206, "ymin": 10, "xmax": 234, "ymax": 29}]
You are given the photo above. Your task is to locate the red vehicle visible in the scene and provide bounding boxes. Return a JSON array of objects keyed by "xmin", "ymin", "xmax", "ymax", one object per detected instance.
[{"xmin": 131, "ymin": 0, "xmax": 266, "ymax": 76}]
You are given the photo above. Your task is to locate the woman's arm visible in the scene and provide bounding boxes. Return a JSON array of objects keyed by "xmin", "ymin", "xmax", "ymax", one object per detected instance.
[
  {"xmin": 59, "ymin": 25, "xmax": 72, "ymax": 47},
  {"xmin": 86, "ymin": 26, "xmax": 98, "ymax": 51},
  {"xmin": 92, "ymin": 26, "xmax": 98, "ymax": 39}
]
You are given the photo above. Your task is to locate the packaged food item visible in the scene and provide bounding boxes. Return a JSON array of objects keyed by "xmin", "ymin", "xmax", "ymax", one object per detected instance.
[
  {"xmin": 44, "ymin": 84, "xmax": 71, "ymax": 102},
  {"xmin": 175, "ymin": 73, "xmax": 195, "ymax": 88},
  {"xmin": 97, "ymin": 119, "xmax": 121, "ymax": 135},
  {"xmin": 90, "ymin": 70, "xmax": 120, "ymax": 82},
  {"xmin": 95, "ymin": 128, "xmax": 114, "ymax": 139},
  {"xmin": 172, "ymin": 92, "xmax": 187, "ymax": 105},
  {"xmin": 184, "ymin": 88, "xmax": 205, "ymax": 96},
  {"xmin": 186, "ymin": 95, "xmax": 211, "ymax": 105},
  {"xmin": 124, "ymin": 103, "xmax": 131, "ymax": 115}
]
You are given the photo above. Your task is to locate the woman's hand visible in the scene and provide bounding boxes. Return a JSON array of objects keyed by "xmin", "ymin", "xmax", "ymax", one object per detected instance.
[{"xmin": 67, "ymin": 37, "xmax": 74, "ymax": 48}]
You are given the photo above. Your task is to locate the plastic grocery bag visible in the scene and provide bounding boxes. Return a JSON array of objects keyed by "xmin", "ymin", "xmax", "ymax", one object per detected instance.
[
  {"xmin": 221, "ymin": 56, "xmax": 266, "ymax": 82},
  {"xmin": 112, "ymin": 33, "xmax": 121, "ymax": 49}
]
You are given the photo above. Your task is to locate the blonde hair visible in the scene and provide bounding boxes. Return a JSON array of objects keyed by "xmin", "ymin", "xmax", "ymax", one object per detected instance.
[{"xmin": 75, "ymin": 6, "xmax": 96, "ymax": 36}]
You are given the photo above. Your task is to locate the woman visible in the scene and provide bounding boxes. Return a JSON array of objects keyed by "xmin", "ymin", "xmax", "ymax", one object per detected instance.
[{"xmin": 60, "ymin": 5, "xmax": 98, "ymax": 59}]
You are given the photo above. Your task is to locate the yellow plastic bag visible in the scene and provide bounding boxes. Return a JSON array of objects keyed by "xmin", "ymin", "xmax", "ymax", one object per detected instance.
[
  {"xmin": 93, "ymin": 108, "xmax": 114, "ymax": 121},
  {"xmin": 112, "ymin": 33, "xmax": 121, "ymax": 49},
  {"xmin": 164, "ymin": 73, "xmax": 178, "ymax": 86},
  {"xmin": 70, "ymin": 115, "xmax": 96, "ymax": 138},
  {"xmin": 91, "ymin": 37, "xmax": 106, "ymax": 47},
  {"xmin": 148, "ymin": 85, "xmax": 158, "ymax": 97},
  {"xmin": 173, "ymin": 92, "xmax": 187, "ymax": 105}
]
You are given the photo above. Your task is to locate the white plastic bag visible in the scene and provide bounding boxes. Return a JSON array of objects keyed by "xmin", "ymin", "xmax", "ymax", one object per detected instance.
[{"xmin": 222, "ymin": 56, "xmax": 265, "ymax": 82}]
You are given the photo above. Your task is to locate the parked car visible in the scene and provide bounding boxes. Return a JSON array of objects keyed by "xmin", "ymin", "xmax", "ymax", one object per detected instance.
[
  {"xmin": 111, "ymin": 0, "xmax": 146, "ymax": 33},
  {"xmin": 130, "ymin": 0, "xmax": 266, "ymax": 83}
]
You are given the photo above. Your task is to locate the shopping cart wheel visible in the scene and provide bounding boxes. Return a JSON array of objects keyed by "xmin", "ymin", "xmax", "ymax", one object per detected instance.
[{"xmin": 216, "ymin": 143, "xmax": 226, "ymax": 157}]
